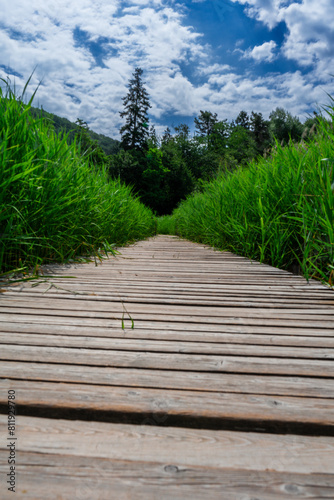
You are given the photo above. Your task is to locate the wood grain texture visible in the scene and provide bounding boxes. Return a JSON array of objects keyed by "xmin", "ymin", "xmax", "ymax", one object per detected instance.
[
  {"xmin": 1, "ymin": 308, "xmax": 333, "ymax": 329},
  {"xmin": 3, "ymin": 295, "xmax": 334, "ymax": 317},
  {"xmin": 1, "ymin": 360, "xmax": 333, "ymax": 398},
  {"xmin": 1, "ymin": 235, "xmax": 334, "ymax": 498},
  {"xmin": 1, "ymin": 332, "xmax": 334, "ymax": 359},
  {"xmin": 1, "ymin": 451, "xmax": 333, "ymax": 499},
  {"xmin": 0, "ymin": 320, "xmax": 333, "ymax": 344},
  {"xmin": 1, "ymin": 415, "xmax": 334, "ymax": 474},
  {"xmin": 2, "ymin": 344, "xmax": 334, "ymax": 376},
  {"xmin": 2, "ymin": 379, "xmax": 334, "ymax": 427},
  {"xmin": 2, "ymin": 314, "xmax": 334, "ymax": 337},
  {"xmin": 4, "ymin": 289, "xmax": 334, "ymax": 310}
]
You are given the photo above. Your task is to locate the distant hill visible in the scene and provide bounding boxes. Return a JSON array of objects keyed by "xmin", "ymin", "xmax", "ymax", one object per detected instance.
[{"xmin": 29, "ymin": 106, "xmax": 121, "ymax": 156}]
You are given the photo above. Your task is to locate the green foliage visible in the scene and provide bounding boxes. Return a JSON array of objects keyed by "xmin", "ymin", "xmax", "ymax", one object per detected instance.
[
  {"xmin": 160, "ymin": 143, "xmax": 194, "ymax": 213},
  {"xmin": 235, "ymin": 110, "xmax": 250, "ymax": 129},
  {"xmin": 109, "ymin": 149, "xmax": 142, "ymax": 186},
  {"xmin": 210, "ymin": 120, "xmax": 229, "ymax": 157},
  {"xmin": 157, "ymin": 215, "xmax": 176, "ymax": 235},
  {"xmin": 120, "ymin": 68, "xmax": 151, "ymax": 150},
  {"xmin": 148, "ymin": 125, "xmax": 159, "ymax": 149},
  {"xmin": 29, "ymin": 106, "xmax": 120, "ymax": 155},
  {"xmin": 170, "ymin": 108, "xmax": 334, "ymax": 285},
  {"xmin": 75, "ymin": 118, "xmax": 108, "ymax": 167},
  {"xmin": 109, "ymin": 144, "xmax": 194, "ymax": 215},
  {"xmin": 140, "ymin": 148, "xmax": 170, "ymax": 213},
  {"xmin": 227, "ymin": 125, "xmax": 257, "ymax": 165},
  {"xmin": 250, "ymin": 111, "xmax": 271, "ymax": 156},
  {"xmin": 0, "ymin": 80, "xmax": 155, "ymax": 276},
  {"xmin": 269, "ymin": 107, "xmax": 304, "ymax": 144},
  {"xmin": 194, "ymin": 110, "xmax": 218, "ymax": 148}
]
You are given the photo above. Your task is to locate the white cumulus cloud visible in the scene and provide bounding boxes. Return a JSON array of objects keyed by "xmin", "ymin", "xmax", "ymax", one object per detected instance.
[
  {"xmin": 0, "ymin": 0, "xmax": 333, "ymax": 138},
  {"xmin": 241, "ymin": 40, "xmax": 277, "ymax": 62}
]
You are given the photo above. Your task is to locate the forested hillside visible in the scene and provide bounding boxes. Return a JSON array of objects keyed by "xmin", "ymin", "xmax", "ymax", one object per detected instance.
[{"xmin": 29, "ymin": 106, "xmax": 120, "ymax": 156}]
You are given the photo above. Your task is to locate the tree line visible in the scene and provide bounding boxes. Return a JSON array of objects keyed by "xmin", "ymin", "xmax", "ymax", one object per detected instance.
[
  {"xmin": 44, "ymin": 67, "xmax": 317, "ymax": 215},
  {"xmin": 106, "ymin": 68, "xmax": 320, "ymax": 215}
]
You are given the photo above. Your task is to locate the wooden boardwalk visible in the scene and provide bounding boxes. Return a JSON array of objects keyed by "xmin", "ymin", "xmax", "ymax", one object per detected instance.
[{"xmin": 1, "ymin": 234, "xmax": 334, "ymax": 499}]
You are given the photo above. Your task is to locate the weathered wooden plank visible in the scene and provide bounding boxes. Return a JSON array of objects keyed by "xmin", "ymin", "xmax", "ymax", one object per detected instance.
[
  {"xmin": 6, "ymin": 287, "xmax": 334, "ymax": 310},
  {"xmin": 45, "ymin": 262, "xmax": 320, "ymax": 276},
  {"xmin": 5, "ymin": 284, "xmax": 334, "ymax": 301},
  {"xmin": 8, "ymin": 283, "xmax": 331, "ymax": 302},
  {"xmin": 1, "ymin": 345, "xmax": 334, "ymax": 377},
  {"xmin": 4, "ymin": 288, "xmax": 334, "ymax": 308},
  {"xmin": 45, "ymin": 261, "xmax": 300, "ymax": 271},
  {"xmin": 1, "ymin": 313, "xmax": 333, "ymax": 336},
  {"xmin": 1, "ymin": 332, "xmax": 334, "ymax": 359},
  {"xmin": 17, "ymin": 275, "xmax": 327, "ymax": 288},
  {"xmin": 1, "ymin": 451, "xmax": 333, "ymax": 500},
  {"xmin": 6, "ymin": 296, "xmax": 334, "ymax": 317},
  {"xmin": 1, "ymin": 361, "xmax": 334, "ymax": 398},
  {"xmin": 1, "ymin": 321, "xmax": 333, "ymax": 346},
  {"xmin": 1, "ymin": 415, "xmax": 334, "ymax": 473},
  {"xmin": 1, "ymin": 233, "xmax": 333, "ymax": 500},
  {"xmin": 43, "ymin": 269, "xmax": 308, "ymax": 280},
  {"xmin": 7, "ymin": 263, "xmax": 333, "ymax": 288},
  {"xmin": 2, "ymin": 307, "xmax": 333, "ymax": 329},
  {"xmin": 2, "ymin": 379, "xmax": 332, "ymax": 428},
  {"xmin": 3, "ymin": 291, "xmax": 334, "ymax": 311},
  {"xmin": 98, "ymin": 266, "xmax": 291, "ymax": 275}
]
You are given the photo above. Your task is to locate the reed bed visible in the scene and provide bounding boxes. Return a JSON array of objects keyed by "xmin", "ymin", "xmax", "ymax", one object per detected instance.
[
  {"xmin": 156, "ymin": 215, "xmax": 177, "ymax": 235},
  {"xmin": 172, "ymin": 107, "xmax": 334, "ymax": 285},
  {"xmin": 0, "ymin": 81, "xmax": 155, "ymax": 277}
]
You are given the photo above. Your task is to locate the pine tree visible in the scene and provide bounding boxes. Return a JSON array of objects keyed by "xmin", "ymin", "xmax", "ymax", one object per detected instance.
[
  {"xmin": 161, "ymin": 126, "xmax": 172, "ymax": 145},
  {"xmin": 194, "ymin": 110, "xmax": 218, "ymax": 149},
  {"xmin": 119, "ymin": 68, "xmax": 151, "ymax": 150},
  {"xmin": 249, "ymin": 112, "xmax": 271, "ymax": 155},
  {"xmin": 235, "ymin": 110, "xmax": 250, "ymax": 129},
  {"xmin": 194, "ymin": 110, "xmax": 218, "ymax": 137},
  {"xmin": 148, "ymin": 124, "xmax": 159, "ymax": 148}
]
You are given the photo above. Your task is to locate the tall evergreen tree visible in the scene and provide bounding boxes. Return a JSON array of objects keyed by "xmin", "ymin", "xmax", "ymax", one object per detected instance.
[
  {"xmin": 174, "ymin": 124, "xmax": 191, "ymax": 157},
  {"xmin": 161, "ymin": 126, "xmax": 173, "ymax": 145},
  {"xmin": 119, "ymin": 68, "xmax": 151, "ymax": 150},
  {"xmin": 194, "ymin": 110, "xmax": 218, "ymax": 148},
  {"xmin": 235, "ymin": 110, "xmax": 250, "ymax": 129},
  {"xmin": 194, "ymin": 110, "xmax": 218, "ymax": 137},
  {"xmin": 249, "ymin": 111, "xmax": 271, "ymax": 155},
  {"xmin": 148, "ymin": 124, "xmax": 159, "ymax": 148}
]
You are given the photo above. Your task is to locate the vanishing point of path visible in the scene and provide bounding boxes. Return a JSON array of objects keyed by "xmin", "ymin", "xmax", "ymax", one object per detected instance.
[{"xmin": 0, "ymin": 235, "xmax": 334, "ymax": 499}]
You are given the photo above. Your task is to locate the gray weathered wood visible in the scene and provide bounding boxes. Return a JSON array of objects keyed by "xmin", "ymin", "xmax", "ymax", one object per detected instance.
[
  {"xmin": 1, "ymin": 361, "xmax": 334, "ymax": 398},
  {"xmin": 2, "ymin": 344, "xmax": 334, "ymax": 376},
  {"xmin": 1, "ymin": 332, "xmax": 334, "ymax": 359},
  {"xmin": 2, "ymin": 322, "xmax": 334, "ymax": 352},
  {"xmin": 0, "ymin": 415, "xmax": 333, "ymax": 473},
  {"xmin": 1, "ymin": 451, "xmax": 333, "ymax": 499},
  {"xmin": 1, "ymin": 234, "xmax": 334, "ymax": 497}
]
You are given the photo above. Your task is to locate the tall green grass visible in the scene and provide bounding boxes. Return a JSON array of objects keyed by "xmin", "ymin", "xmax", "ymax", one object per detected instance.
[
  {"xmin": 156, "ymin": 215, "xmax": 177, "ymax": 235},
  {"xmin": 0, "ymin": 80, "xmax": 155, "ymax": 277},
  {"xmin": 172, "ymin": 106, "xmax": 334, "ymax": 285}
]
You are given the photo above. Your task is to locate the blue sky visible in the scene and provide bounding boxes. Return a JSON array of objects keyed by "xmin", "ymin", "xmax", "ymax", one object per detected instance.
[{"xmin": 1, "ymin": 0, "xmax": 333, "ymax": 138}]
